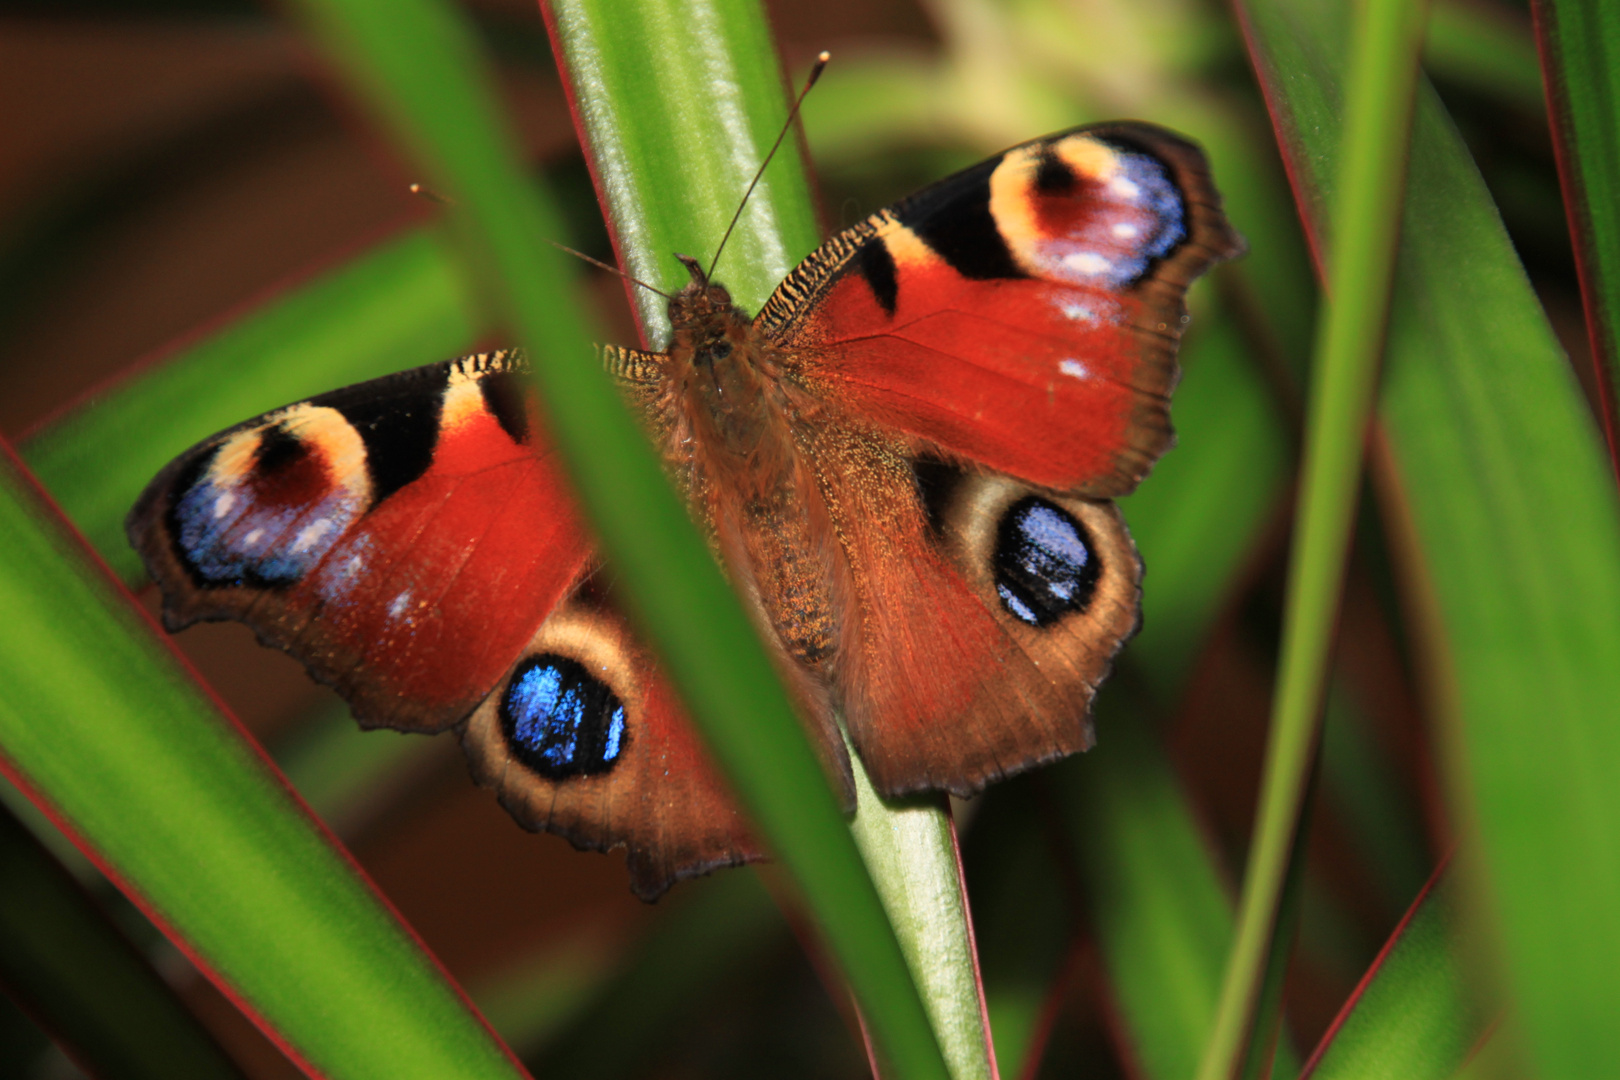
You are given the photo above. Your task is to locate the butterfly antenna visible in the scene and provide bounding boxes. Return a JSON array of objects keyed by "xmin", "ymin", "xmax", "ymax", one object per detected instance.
[
  {"xmin": 544, "ymin": 238, "xmax": 674, "ymax": 300},
  {"xmin": 705, "ymin": 50, "xmax": 830, "ymax": 282},
  {"xmin": 410, "ymin": 184, "xmax": 668, "ymax": 300},
  {"xmin": 408, "ymin": 182, "xmax": 453, "ymax": 205}
]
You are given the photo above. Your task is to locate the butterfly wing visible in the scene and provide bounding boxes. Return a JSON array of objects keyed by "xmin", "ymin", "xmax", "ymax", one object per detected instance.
[
  {"xmin": 759, "ymin": 124, "xmax": 1240, "ymax": 796},
  {"xmin": 460, "ymin": 579, "xmax": 762, "ymax": 901},
  {"xmin": 128, "ymin": 352, "xmax": 592, "ymax": 732},
  {"xmin": 128, "ymin": 351, "xmax": 758, "ymax": 896},
  {"xmin": 761, "ymin": 123, "xmax": 1243, "ymax": 497},
  {"xmin": 797, "ymin": 421, "xmax": 1144, "ymax": 797}
]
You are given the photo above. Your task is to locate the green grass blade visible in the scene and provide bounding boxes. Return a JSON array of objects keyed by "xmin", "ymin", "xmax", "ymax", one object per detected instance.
[
  {"xmin": 1532, "ymin": 0, "xmax": 1620, "ymax": 476},
  {"xmin": 1199, "ymin": 4, "xmax": 1430, "ymax": 1076},
  {"xmin": 1244, "ymin": 0, "xmax": 1620, "ymax": 1075},
  {"xmin": 287, "ymin": 0, "xmax": 950, "ymax": 1075},
  {"xmin": 270, "ymin": 702, "xmax": 441, "ymax": 838},
  {"xmin": 1123, "ymin": 306, "xmax": 1291, "ymax": 687},
  {"xmin": 21, "ymin": 226, "xmax": 479, "ymax": 581},
  {"xmin": 1301, "ymin": 866, "xmax": 1489, "ymax": 1080},
  {"xmin": 846, "ymin": 757, "xmax": 990, "ymax": 1080},
  {"xmin": 0, "ymin": 446, "xmax": 527, "ymax": 1080},
  {"xmin": 543, "ymin": 0, "xmax": 821, "ymax": 340},
  {"xmin": 1067, "ymin": 710, "xmax": 1236, "ymax": 1080},
  {"xmin": 0, "ymin": 805, "xmax": 244, "ymax": 1080}
]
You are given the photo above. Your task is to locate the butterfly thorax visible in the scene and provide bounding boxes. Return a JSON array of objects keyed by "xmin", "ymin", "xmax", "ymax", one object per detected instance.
[{"xmin": 663, "ymin": 269, "xmax": 803, "ymax": 476}]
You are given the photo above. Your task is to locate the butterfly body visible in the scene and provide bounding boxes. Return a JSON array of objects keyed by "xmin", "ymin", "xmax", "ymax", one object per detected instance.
[
  {"xmin": 129, "ymin": 123, "xmax": 1241, "ymax": 898},
  {"xmin": 658, "ymin": 260, "xmax": 843, "ymax": 671}
]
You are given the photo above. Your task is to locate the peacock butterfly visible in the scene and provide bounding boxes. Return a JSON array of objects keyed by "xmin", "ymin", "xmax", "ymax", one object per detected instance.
[{"xmin": 127, "ymin": 122, "xmax": 1242, "ymax": 900}]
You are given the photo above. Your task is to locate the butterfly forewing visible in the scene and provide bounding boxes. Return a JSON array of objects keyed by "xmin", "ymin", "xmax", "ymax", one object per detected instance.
[
  {"xmin": 760, "ymin": 123, "xmax": 1243, "ymax": 497},
  {"xmin": 128, "ymin": 353, "xmax": 594, "ymax": 732}
]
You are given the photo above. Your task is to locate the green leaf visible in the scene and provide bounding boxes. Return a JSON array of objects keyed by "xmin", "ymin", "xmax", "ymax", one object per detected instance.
[
  {"xmin": 288, "ymin": 0, "xmax": 952, "ymax": 1075},
  {"xmin": 1533, "ymin": 0, "xmax": 1620, "ymax": 474},
  {"xmin": 1123, "ymin": 305, "xmax": 1291, "ymax": 687},
  {"xmin": 0, "ymin": 447, "xmax": 526, "ymax": 1080},
  {"xmin": 1301, "ymin": 867, "xmax": 1489, "ymax": 1080},
  {"xmin": 0, "ymin": 804, "xmax": 243, "ymax": 1080},
  {"xmin": 846, "ymin": 753, "xmax": 991, "ymax": 1080},
  {"xmin": 270, "ymin": 702, "xmax": 442, "ymax": 838},
  {"xmin": 1068, "ymin": 711, "xmax": 1236, "ymax": 1080},
  {"xmin": 21, "ymin": 227, "xmax": 479, "ymax": 581},
  {"xmin": 1201, "ymin": 0, "xmax": 1432, "ymax": 1075},
  {"xmin": 543, "ymin": 0, "xmax": 822, "ymax": 340},
  {"xmin": 1244, "ymin": 0, "xmax": 1620, "ymax": 1075}
]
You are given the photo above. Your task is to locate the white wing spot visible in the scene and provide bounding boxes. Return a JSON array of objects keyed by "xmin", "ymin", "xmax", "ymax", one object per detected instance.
[
  {"xmin": 389, "ymin": 591, "xmax": 412, "ymax": 619},
  {"xmin": 243, "ymin": 528, "xmax": 264, "ymax": 547},
  {"xmin": 1063, "ymin": 251, "xmax": 1113, "ymax": 276},
  {"xmin": 1110, "ymin": 177, "xmax": 1142, "ymax": 200},
  {"xmin": 1112, "ymin": 222, "xmax": 1139, "ymax": 239},
  {"xmin": 291, "ymin": 518, "xmax": 336, "ymax": 554},
  {"xmin": 213, "ymin": 492, "xmax": 236, "ymax": 519},
  {"xmin": 1060, "ymin": 359, "xmax": 1091, "ymax": 380},
  {"xmin": 1059, "ymin": 299, "xmax": 1095, "ymax": 322}
]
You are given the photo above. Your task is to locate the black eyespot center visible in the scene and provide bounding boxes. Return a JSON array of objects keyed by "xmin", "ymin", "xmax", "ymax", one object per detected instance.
[
  {"xmin": 993, "ymin": 497, "xmax": 1099, "ymax": 627},
  {"xmin": 253, "ymin": 424, "xmax": 307, "ymax": 473},
  {"xmin": 500, "ymin": 654, "xmax": 627, "ymax": 780}
]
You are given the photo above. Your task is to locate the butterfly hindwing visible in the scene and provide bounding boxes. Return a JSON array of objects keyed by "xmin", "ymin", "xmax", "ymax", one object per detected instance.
[
  {"xmin": 762, "ymin": 122, "xmax": 1242, "ymax": 497},
  {"xmin": 460, "ymin": 579, "xmax": 763, "ymax": 901},
  {"xmin": 798, "ymin": 420, "xmax": 1141, "ymax": 797}
]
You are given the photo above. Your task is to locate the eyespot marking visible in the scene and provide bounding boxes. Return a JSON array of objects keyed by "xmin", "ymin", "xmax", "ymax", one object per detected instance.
[
  {"xmin": 991, "ymin": 134, "xmax": 1188, "ymax": 289},
  {"xmin": 315, "ymin": 365, "xmax": 448, "ymax": 503},
  {"xmin": 994, "ymin": 498, "xmax": 1099, "ymax": 626},
  {"xmin": 167, "ymin": 409, "xmax": 370, "ymax": 589},
  {"xmin": 501, "ymin": 654, "xmax": 627, "ymax": 780}
]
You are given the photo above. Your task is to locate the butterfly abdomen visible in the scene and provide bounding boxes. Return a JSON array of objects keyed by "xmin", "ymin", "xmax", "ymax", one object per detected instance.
[{"xmin": 663, "ymin": 299, "xmax": 843, "ymax": 672}]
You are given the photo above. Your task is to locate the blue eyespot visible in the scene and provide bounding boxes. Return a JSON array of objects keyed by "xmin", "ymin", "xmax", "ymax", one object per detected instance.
[
  {"xmin": 994, "ymin": 498, "xmax": 1099, "ymax": 627},
  {"xmin": 500, "ymin": 655, "xmax": 626, "ymax": 779}
]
